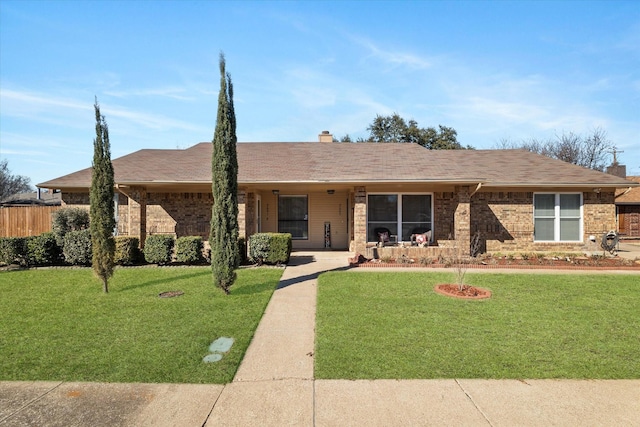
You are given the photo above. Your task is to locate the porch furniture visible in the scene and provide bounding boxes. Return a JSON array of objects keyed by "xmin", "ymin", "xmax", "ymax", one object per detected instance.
[
  {"xmin": 374, "ymin": 227, "xmax": 392, "ymax": 247},
  {"xmin": 410, "ymin": 229, "xmax": 432, "ymax": 247}
]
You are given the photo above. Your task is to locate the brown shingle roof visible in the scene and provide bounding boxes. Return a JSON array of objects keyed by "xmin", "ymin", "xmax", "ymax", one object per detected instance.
[
  {"xmin": 37, "ymin": 142, "xmax": 636, "ymax": 189},
  {"xmin": 616, "ymin": 176, "xmax": 640, "ymax": 204}
]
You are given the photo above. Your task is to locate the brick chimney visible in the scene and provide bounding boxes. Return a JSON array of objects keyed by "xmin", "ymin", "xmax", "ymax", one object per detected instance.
[
  {"xmin": 606, "ymin": 163, "xmax": 627, "ymax": 178},
  {"xmin": 318, "ymin": 130, "xmax": 333, "ymax": 143}
]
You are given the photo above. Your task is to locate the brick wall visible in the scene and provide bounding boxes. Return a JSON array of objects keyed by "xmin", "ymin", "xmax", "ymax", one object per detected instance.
[
  {"xmin": 470, "ymin": 190, "xmax": 616, "ymax": 252},
  {"xmin": 62, "ymin": 193, "xmax": 90, "ymax": 206},
  {"xmin": 434, "ymin": 192, "xmax": 455, "ymax": 240},
  {"xmin": 471, "ymin": 191, "xmax": 533, "ymax": 252},
  {"xmin": 146, "ymin": 192, "xmax": 213, "ymax": 238},
  {"xmin": 583, "ymin": 190, "xmax": 616, "ymax": 238},
  {"xmin": 352, "ymin": 186, "xmax": 367, "ymax": 252},
  {"xmin": 62, "ymin": 191, "xmax": 213, "ymax": 241}
]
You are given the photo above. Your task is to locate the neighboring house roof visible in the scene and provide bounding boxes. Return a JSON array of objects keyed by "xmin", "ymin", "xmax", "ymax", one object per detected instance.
[
  {"xmin": 37, "ymin": 142, "xmax": 636, "ymax": 189},
  {"xmin": 0, "ymin": 191, "xmax": 61, "ymax": 206},
  {"xmin": 616, "ymin": 176, "xmax": 640, "ymax": 204}
]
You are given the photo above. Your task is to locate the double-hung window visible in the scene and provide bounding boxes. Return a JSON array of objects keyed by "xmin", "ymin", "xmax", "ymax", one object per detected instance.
[
  {"xmin": 278, "ymin": 195, "xmax": 308, "ymax": 239},
  {"xmin": 367, "ymin": 194, "xmax": 432, "ymax": 242},
  {"xmin": 533, "ymin": 193, "xmax": 582, "ymax": 242}
]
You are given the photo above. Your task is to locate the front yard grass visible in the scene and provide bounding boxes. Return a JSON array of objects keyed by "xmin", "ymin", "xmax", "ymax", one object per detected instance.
[
  {"xmin": 0, "ymin": 267, "xmax": 283, "ymax": 384},
  {"xmin": 316, "ymin": 272, "xmax": 640, "ymax": 379}
]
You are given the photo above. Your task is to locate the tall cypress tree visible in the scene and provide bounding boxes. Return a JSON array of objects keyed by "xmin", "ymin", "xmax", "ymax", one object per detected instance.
[
  {"xmin": 90, "ymin": 99, "xmax": 115, "ymax": 293},
  {"xmin": 210, "ymin": 53, "xmax": 239, "ymax": 294}
]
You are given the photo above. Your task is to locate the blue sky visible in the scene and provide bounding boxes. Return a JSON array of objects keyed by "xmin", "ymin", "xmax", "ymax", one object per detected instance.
[{"xmin": 1, "ymin": 0, "xmax": 639, "ymax": 188}]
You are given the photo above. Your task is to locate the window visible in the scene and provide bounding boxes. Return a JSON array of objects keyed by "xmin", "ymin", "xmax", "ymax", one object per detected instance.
[
  {"xmin": 278, "ymin": 195, "xmax": 308, "ymax": 239},
  {"xmin": 534, "ymin": 193, "xmax": 582, "ymax": 242},
  {"xmin": 367, "ymin": 194, "xmax": 432, "ymax": 242}
]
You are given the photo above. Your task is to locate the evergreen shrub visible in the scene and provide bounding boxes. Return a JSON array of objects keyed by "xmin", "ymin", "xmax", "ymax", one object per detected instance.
[
  {"xmin": 26, "ymin": 232, "xmax": 60, "ymax": 266},
  {"xmin": 114, "ymin": 237, "xmax": 141, "ymax": 265},
  {"xmin": 175, "ymin": 236, "xmax": 204, "ymax": 264},
  {"xmin": 0, "ymin": 237, "xmax": 28, "ymax": 265},
  {"xmin": 63, "ymin": 229, "xmax": 92, "ymax": 265},
  {"xmin": 143, "ymin": 235, "xmax": 174, "ymax": 265},
  {"xmin": 248, "ymin": 233, "xmax": 292, "ymax": 265}
]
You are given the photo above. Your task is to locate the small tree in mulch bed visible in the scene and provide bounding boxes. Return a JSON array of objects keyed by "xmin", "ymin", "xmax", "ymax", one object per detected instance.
[
  {"xmin": 445, "ymin": 233, "xmax": 481, "ymax": 291},
  {"xmin": 436, "ymin": 232, "xmax": 490, "ymax": 299}
]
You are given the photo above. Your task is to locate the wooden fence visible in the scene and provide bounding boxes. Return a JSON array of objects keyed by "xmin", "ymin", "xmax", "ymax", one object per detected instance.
[{"xmin": 0, "ymin": 206, "xmax": 61, "ymax": 237}]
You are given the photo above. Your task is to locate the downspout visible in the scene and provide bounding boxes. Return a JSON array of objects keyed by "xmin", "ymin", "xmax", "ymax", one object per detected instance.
[
  {"xmin": 469, "ymin": 182, "xmax": 482, "ymax": 197},
  {"xmin": 615, "ymin": 187, "xmax": 633, "ymax": 200}
]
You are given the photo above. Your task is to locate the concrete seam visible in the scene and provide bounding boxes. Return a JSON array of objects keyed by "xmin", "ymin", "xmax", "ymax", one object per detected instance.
[
  {"xmin": 200, "ymin": 384, "xmax": 226, "ymax": 427},
  {"xmin": 0, "ymin": 381, "xmax": 64, "ymax": 424},
  {"xmin": 312, "ymin": 379, "xmax": 317, "ymax": 427},
  {"xmin": 455, "ymin": 379, "xmax": 494, "ymax": 427}
]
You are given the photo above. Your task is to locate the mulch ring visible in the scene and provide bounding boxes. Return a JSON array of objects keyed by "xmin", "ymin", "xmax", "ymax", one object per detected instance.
[{"xmin": 434, "ymin": 284, "xmax": 491, "ymax": 300}]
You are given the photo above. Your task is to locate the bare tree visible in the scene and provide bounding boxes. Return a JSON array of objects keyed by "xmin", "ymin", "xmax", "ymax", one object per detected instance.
[
  {"xmin": 0, "ymin": 159, "xmax": 32, "ymax": 200},
  {"xmin": 496, "ymin": 128, "xmax": 614, "ymax": 171}
]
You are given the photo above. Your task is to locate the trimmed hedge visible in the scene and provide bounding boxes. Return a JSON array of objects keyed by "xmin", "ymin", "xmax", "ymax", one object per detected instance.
[
  {"xmin": 248, "ymin": 233, "xmax": 292, "ymax": 265},
  {"xmin": 143, "ymin": 235, "xmax": 174, "ymax": 265},
  {"xmin": 63, "ymin": 229, "xmax": 92, "ymax": 266},
  {"xmin": 175, "ymin": 236, "xmax": 204, "ymax": 264},
  {"xmin": 0, "ymin": 237, "xmax": 28, "ymax": 266},
  {"xmin": 114, "ymin": 237, "xmax": 141, "ymax": 265},
  {"xmin": 26, "ymin": 233, "xmax": 61, "ymax": 266}
]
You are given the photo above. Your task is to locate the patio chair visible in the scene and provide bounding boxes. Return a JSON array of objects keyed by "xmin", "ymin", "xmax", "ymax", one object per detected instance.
[{"xmin": 374, "ymin": 227, "xmax": 392, "ymax": 247}]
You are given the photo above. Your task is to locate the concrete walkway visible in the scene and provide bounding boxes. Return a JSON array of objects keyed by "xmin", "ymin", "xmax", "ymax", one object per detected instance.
[{"xmin": 2, "ymin": 251, "xmax": 640, "ymax": 426}]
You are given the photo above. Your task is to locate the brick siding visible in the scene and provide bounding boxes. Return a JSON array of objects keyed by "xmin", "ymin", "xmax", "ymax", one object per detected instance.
[{"xmin": 61, "ymin": 187, "xmax": 617, "ymax": 254}]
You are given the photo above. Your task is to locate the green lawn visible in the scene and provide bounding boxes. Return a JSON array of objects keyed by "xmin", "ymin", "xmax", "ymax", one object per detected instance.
[
  {"xmin": 316, "ymin": 272, "xmax": 640, "ymax": 379},
  {"xmin": 0, "ymin": 267, "xmax": 282, "ymax": 384}
]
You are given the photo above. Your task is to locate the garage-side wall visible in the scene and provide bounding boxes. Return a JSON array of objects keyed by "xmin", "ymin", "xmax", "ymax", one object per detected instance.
[
  {"xmin": 470, "ymin": 190, "xmax": 617, "ymax": 253},
  {"xmin": 146, "ymin": 192, "xmax": 213, "ymax": 238}
]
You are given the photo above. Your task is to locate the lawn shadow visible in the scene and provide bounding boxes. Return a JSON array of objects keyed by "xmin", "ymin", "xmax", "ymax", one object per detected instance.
[
  {"xmin": 230, "ymin": 280, "xmax": 278, "ymax": 296},
  {"xmin": 118, "ymin": 269, "xmax": 210, "ymax": 292}
]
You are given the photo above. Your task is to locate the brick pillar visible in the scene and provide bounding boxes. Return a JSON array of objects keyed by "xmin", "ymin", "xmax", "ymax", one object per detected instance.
[
  {"xmin": 454, "ymin": 185, "xmax": 471, "ymax": 248},
  {"xmin": 128, "ymin": 186, "xmax": 147, "ymax": 247},
  {"xmin": 237, "ymin": 189, "xmax": 247, "ymax": 239},
  {"xmin": 245, "ymin": 192, "xmax": 255, "ymax": 238},
  {"xmin": 353, "ymin": 186, "xmax": 367, "ymax": 253}
]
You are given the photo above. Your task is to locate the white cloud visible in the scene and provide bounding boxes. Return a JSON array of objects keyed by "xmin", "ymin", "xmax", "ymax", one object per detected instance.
[
  {"xmin": 0, "ymin": 149, "xmax": 45, "ymax": 156},
  {"xmin": 1, "ymin": 88, "xmax": 90, "ymax": 114},
  {"xmin": 0, "ymin": 87, "xmax": 205, "ymax": 133},
  {"xmin": 104, "ymin": 86, "xmax": 194, "ymax": 101},
  {"xmin": 350, "ymin": 35, "xmax": 432, "ymax": 70}
]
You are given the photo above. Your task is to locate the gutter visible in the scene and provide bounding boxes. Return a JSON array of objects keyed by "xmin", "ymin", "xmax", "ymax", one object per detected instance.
[{"xmin": 481, "ymin": 182, "xmax": 639, "ymax": 189}]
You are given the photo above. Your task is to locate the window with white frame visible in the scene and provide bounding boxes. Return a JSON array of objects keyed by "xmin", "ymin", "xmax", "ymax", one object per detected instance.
[
  {"xmin": 367, "ymin": 194, "xmax": 432, "ymax": 242},
  {"xmin": 533, "ymin": 193, "xmax": 582, "ymax": 242},
  {"xmin": 278, "ymin": 195, "xmax": 308, "ymax": 239}
]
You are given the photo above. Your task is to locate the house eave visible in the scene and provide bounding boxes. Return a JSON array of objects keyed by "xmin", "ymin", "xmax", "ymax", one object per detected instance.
[{"xmin": 483, "ymin": 182, "xmax": 637, "ymax": 189}]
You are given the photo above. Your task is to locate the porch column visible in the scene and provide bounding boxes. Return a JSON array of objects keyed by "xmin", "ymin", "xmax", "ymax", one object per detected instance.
[
  {"xmin": 353, "ymin": 186, "xmax": 367, "ymax": 253},
  {"xmin": 237, "ymin": 189, "xmax": 247, "ymax": 239},
  {"xmin": 245, "ymin": 191, "xmax": 256, "ymax": 238},
  {"xmin": 454, "ymin": 185, "xmax": 471, "ymax": 247},
  {"xmin": 128, "ymin": 186, "xmax": 147, "ymax": 247}
]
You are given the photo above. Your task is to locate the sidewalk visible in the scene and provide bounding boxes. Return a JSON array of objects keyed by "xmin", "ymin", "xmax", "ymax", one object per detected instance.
[{"xmin": 2, "ymin": 251, "xmax": 640, "ymax": 426}]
